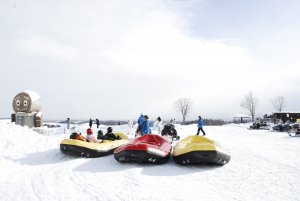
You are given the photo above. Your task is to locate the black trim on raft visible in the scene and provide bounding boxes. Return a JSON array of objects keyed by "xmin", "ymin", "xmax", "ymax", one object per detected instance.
[
  {"xmin": 114, "ymin": 150, "xmax": 171, "ymax": 164},
  {"xmin": 60, "ymin": 144, "xmax": 115, "ymax": 158},
  {"xmin": 173, "ymin": 150, "xmax": 231, "ymax": 165}
]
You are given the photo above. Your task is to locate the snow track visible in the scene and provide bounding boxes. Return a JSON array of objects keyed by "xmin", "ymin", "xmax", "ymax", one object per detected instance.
[{"xmin": 1, "ymin": 121, "xmax": 300, "ymax": 201}]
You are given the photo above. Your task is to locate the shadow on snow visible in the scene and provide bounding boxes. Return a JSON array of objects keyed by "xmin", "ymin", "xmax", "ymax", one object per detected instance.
[{"xmin": 73, "ymin": 155, "xmax": 222, "ymax": 176}]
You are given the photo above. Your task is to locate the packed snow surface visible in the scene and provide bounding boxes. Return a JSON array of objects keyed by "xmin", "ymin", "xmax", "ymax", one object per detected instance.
[{"xmin": 0, "ymin": 120, "xmax": 300, "ymax": 201}]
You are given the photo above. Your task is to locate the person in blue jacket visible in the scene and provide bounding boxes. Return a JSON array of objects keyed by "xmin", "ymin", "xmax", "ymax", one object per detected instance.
[
  {"xmin": 138, "ymin": 113, "xmax": 144, "ymax": 126},
  {"xmin": 197, "ymin": 116, "xmax": 206, "ymax": 136},
  {"xmin": 141, "ymin": 115, "xmax": 150, "ymax": 135},
  {"xmin": 137, "ymin": 113, "xmax": 144, "ymax": 133}
]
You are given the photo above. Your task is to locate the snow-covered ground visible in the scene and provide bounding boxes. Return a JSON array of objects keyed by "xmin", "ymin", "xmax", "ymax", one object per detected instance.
[{"xmin": 0, "ymin": 120, "xmax": 299, "ymax": 201}]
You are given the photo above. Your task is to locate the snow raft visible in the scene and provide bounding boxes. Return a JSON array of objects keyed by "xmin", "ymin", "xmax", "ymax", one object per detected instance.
[
  {"xmin": 60, "ymin": 133, "xmax": 129, "ymax": 158},
  {"xmin": 114, "ymin": 134, "xmax": 172, "ymax": 164},
  {"xmin": 173, "ymin": 136, "xmax": 231, "ymax": 165}
]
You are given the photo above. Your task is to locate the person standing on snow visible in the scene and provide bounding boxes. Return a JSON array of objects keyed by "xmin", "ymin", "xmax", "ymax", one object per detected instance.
[
  {"xmin": 157, "ymin": 117, "xmax": 163, "ymax": 135},
  {"xmin": 138, "ymin": 113, "xmax": 144, "ymax": 126},
  {"xmin": 66, "ymin": 118, "xmax": 70, "ymax": 129},
  {"xmin": 127, "ymin": 119, "xmax": 133, "ymax": 134},
  {"xmin": 137, "ymin": 113, "xmax": 144, "ymax": 133},
  {"xmin": 196, "ymin": 116, "xmax": 206, "ymax": 136},
  {"xmin": 141, "ymin": 115, "xmax": 150, "ymax": 135},
  {"xmin": 89, "ymin": 118, "xmax": 93, "ymax": 128},
  {"xmin": 96, "ymin": 119, "xmax": 100, "ymax": 128},
  {"xmin": 128, "ymin": 119, "xmax": 133, "ymax": 128}
]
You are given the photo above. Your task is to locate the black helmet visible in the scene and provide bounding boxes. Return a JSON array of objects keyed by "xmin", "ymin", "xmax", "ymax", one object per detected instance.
[
  {"xmin": 107, "ymin": 127, "xmax": 113, "ymax": 133},
  {"xmin": 97, "ymin": 130, "xmax": 104, "ymax": 140},
  {"xmin": 97, "ymin": 130, "xmax": 103, "ymax": 136}
]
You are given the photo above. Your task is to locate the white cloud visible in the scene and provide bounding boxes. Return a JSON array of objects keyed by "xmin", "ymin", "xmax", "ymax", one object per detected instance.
[
  {"xmin": 17, "ymin": 35, "xmax": 79, "ymax": 60},
  {"xmin": 103, "ymin": 13, "xmax": 251, "ymax": 81},
  {"xmin": 1, "ymin": 0, "xmax": 299, "ymax": 120}
]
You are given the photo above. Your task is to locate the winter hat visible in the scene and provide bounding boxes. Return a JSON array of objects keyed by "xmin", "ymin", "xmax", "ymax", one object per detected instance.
[{"xmin": 87, "ymin": 128, "xmax": 93, "ymax": 135}]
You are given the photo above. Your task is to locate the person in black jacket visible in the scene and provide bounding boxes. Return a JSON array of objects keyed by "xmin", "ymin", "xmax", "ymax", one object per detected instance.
[
  {"xmin": 97, "ymin": 130, "xmax": 104, "ymax": 139},
  {"xmin": 96, "ymin": 119, "xmax": 100, "ymax": 128},
  {"xmin": 66, "ymin": 118, "xmax": 70, "ymax": 129},
  {"xmin": 89, "ymin": 118, "xmax": 93, "ymax": 128},
  {"xmin": 103, "ymin": 127, "xmax": 120, "ymax": 140}
]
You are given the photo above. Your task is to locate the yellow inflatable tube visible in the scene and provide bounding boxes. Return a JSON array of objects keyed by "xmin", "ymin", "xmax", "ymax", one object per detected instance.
[
  {"xmin": 173, "ymin": 135, "xmax": 230, "ymax": 165},
  {"xmin": 60, "ymin": 132, "xmax": 129, "ymax": 158}
]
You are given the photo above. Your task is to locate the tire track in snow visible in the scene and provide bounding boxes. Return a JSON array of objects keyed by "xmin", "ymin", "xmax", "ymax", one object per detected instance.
[
  {"xmin": 69, "ymin": 165, "xmax": 107, "ymax": 200},
  {"xmin": 30, "ymin": 172, "xmax": 44, "ymax": 201}
]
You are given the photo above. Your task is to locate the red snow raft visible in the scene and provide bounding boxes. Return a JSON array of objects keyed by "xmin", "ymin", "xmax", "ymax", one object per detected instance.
[{"xmin": 114, "ymin": 134, "xmax": 172, "ymax": 164}]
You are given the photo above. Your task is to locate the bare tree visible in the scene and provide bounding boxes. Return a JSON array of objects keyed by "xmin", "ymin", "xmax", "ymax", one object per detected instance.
[
  {"xmin": 240, "ymin": 91, "xmax": 259, "ymax": 122},
  {"xmin": 174, "ymin": 98, "xmax": 193, "ymax": 124},
  {"xmin": 271, "ymin": 96, "xmax": 285, "ymax": 112}
]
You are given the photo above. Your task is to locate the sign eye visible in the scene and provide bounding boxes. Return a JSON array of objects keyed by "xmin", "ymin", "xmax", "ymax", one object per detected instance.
[
  {"xmin": 16, "ymin": 100, "xmax": 20, "ymax": 106},
  {"xmin": 24, "ymin": 100, "xmax": 28, "ymax": 106}
]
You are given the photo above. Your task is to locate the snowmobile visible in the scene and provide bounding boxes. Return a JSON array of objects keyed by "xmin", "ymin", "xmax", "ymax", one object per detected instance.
[
  {"xmin": 272, "ymin": 123, "xmax": 291, "ymax": 132},
  {"xmin": 249, "ymin": 122, "xmax": 270, "ymax": 130},
  {"xmin": 288, "ymin": 124, "xmax": 300, "ymax": 137},
  {"xmin": 161, "ymin": 124, "xmax": 180, "ymax": 142}
]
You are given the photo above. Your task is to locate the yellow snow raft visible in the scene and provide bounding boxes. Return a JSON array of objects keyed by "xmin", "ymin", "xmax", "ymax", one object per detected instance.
[
  {"xmin": 173, "ymin": 135, "xmax": 231, "ymax": 165},
  {"xmin": 60, "ymin": 132, "xmax": 129, "ymax": 158}
]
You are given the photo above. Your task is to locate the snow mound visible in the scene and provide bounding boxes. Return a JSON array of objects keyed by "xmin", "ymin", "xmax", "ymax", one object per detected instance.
[{"xmin": 0, "ymin": 122, "xmax": 46, "ymax": 157}]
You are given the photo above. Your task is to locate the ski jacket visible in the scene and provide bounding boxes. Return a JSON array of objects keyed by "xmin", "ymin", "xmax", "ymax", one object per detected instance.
[
  {"xmin": 103, "ymin": 133, "xmax": 119, "ymax": 140},
  {"xmin": 75, "ymin": 134, "xmax": 86, "ymax": 141},
  {"xmin": 141, "ymin": 120, "xmax": 150, "ymax": 135},
  {"xmin": 198, "ymin": 119, "xmax": 203, "ymax": 128},
  {"xmin": 157, "ymin": 121, "xmax": 163, "ymax": 134},
  {"xmin": 138, "ymin": 115, "xmax": 144, "ymax": 126},
  {"xmin": 86, "ymin": 134, "xmax": 101, "ymax": 143}
]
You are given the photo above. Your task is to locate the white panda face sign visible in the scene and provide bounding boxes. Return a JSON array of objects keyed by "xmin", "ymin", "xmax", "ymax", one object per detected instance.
[{"xmin": 13, "ymin": 93, "xmax": 32, "ymax": 113}]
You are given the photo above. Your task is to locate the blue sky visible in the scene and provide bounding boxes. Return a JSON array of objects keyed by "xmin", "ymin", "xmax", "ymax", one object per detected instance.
[{"xmin": 0, "ymin": 0, "xmax": 299, "ymax": 121}]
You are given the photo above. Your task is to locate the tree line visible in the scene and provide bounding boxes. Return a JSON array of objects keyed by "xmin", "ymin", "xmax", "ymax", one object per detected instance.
[
  {"xmin": 174, "ymin": 93, "xmax": 286, "ymax": 124},
  {"xmin": 174, "ymin": 98, "xmax": 225, "ymax": 125},
  {"xmin": 240, "ymin": 91, "xmax": 285, "ymax": 122}
]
